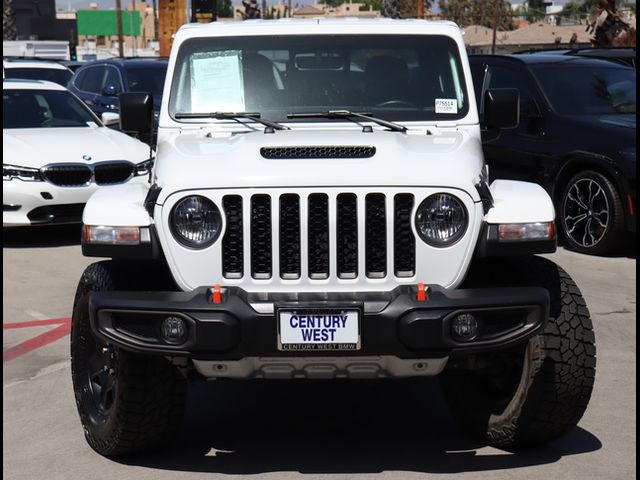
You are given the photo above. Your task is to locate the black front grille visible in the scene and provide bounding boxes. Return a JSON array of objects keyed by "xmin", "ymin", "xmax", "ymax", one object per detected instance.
[
  {"xmin": 394, "ymin": 194, "xmax": 416, "ymax": 277},
  {"xmin": 250, "ymin": 195, "xmax": 272, "ymax": 279},
  {"xmin": 261, "ymin": 146, "xmax": 376, "ymax": 159},
  {"xmin": 94, "ymin": 162, "xmax": 133, "ymax": 185},
  {"xmin": 308, "ymin": 193, "xmax": 330, "ymax": 279},
  {"xmin": 280, "ymin": 194, "xmax": 301, "ymax": 279},
  {"xmin": 365, "ymin": 193, "xmax": 387, "ymax": 278},
  {"xmin": 42, "ymin": 166, "xmax": 91, "ymax": 186},
  {"xmin": 336, "ymin": 193, "xmax": 358, "ymax": 279},
  {"xmin": 220, "ymin": 191, "xmax": 416, "ymax": 281},
  {"xmin": 222, "ymin": 195, "xmax": 243, "ymax": 278}
]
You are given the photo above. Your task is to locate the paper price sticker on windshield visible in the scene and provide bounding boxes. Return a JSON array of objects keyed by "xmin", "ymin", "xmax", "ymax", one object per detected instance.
[{"xmin": 435, "ymin": 98, "xmax": 458, "ymax": 114}]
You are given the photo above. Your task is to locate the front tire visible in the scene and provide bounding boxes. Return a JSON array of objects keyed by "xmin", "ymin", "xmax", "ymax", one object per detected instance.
[
  {"xmin": 441, "ymin": 256, "xmax": 596, "ymax": 448},
  {"xmin": 71, "ymin": 261, "xmax": 187, "ymax": 457}
]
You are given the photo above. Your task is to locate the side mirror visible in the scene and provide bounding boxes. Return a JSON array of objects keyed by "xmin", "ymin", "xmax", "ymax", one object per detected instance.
[
  {"xmin": 119, "ymin": 92, "xmax": 153, "ymax": 136},
  {"xmin": 100, "ymin": 112, "xmax": 120, "ymax": 126},
  {"xmin": 483, "ymin": 88, "xmax": 519, "ymax": 130},
  {"xmin": 102, "ymin": 85, "xmax": 119, "ymax": 97}
]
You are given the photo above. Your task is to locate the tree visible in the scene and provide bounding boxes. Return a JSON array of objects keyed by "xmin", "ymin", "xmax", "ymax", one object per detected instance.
[
  {"xmin": 438, "ymin": 0, "xmax": 514, "ymax": 29},
  {"xmin": 218, "ymin": 0, "xmax": 233, "ymax": 17},
  {"xmin": 383, "ymin": 0, "xmax": 400, "ymax": 17},
  {"xmin": 324, "ymin": 0, "xmax": 345, "ymax": 7},
  {"xmin": 3, "ymin": 0, "xmax": 16, "ymax": 41},
  {"xmin": 399, "ymin": 0, "xmax": 433, "ymax": 17},
  {"xmin": 524, "ymin": 0, "xmax": 547, "ymax": 22}
]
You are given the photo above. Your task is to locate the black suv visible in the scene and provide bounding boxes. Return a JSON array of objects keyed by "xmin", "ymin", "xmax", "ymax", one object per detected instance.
[
  {"xmin": 67, "ymin": 57, "xmax": 168, "ymax": 122},
  {"xmin": 470, "ymin": 54, "xmax": 636, "ymax": 255},
  {"xmin": 515, "ymin": 47, "xmax": 636, "ymax": 69}
]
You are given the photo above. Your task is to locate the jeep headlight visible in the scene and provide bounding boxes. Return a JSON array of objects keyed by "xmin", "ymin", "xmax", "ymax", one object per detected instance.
[
  {"xmin": 171, "ymin": 195, "xmax": 222, "ymax": 248},
  {"xmin": 415, "ymin": 193, "xmax": 468, "ymax": 247}
]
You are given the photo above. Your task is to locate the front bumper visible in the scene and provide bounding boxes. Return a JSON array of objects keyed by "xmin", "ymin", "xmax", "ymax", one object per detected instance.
[
  {"xmin": 2, "ymin": 179, "xmax": 101, "ymax": 226},
  {"xmin": 89, "ymin": 285, "xmax": 549, "ymax": 377}
]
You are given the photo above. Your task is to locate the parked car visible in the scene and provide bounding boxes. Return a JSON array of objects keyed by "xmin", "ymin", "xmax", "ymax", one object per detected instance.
[
  {"xmin": 470, "ymin": 54, "xmax": 636, "ymax": 255},
  {"xmin": 71, "ymin": 19, "xmax": 596, "ymax": 457},
  {"xmin": 3, "ymin": 79, "xmax": 152, "ymax": 227},
  {"xmin": 3, "ymin": 58, "xmax": 73, "ymax": 86},
  {"xmin": 67, "ymin": 57, "xmax": 168, "ymax": 123},
  {"xmin": 515, "ymin": 47, "xmax": 636, "ymax": 69}
]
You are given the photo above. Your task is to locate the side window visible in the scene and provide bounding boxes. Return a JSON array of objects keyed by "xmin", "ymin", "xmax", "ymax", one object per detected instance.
[
  {"xmin": 469, "ymin": 61, "xmax": 486, "ymax": 109},
  {"xmin": 483, "ymin": 64, "xmax": 533, "ymax": 114},
  {"xmin": 79, "ymin": 66, "xmax": 104, "ymax": 94},
  {"xmin": 73, "ymin": 69, "xmax": 87, "ymax": 89},
  {"xmin": 102, "ymin": 66, "xmax": 122, "ymax": 92}
]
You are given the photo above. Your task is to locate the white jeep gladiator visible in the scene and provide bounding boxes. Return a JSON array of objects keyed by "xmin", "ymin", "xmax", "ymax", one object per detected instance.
[{"xmin": 70, "ymin": 19, "xmax": 596, "ymax": 456}]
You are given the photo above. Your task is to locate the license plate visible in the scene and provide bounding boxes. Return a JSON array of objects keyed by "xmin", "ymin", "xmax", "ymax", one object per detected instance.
[{"xmin": 278, "ymin": 309, "xmax": 360, "ymax": 351}]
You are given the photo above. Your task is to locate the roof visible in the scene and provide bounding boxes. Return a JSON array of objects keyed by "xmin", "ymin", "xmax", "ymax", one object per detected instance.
[
  {"xmin": 293, "ymin": 5, "xmax": 324, "ymax": 15},
  {"xmin": 463, "ymin": 22, "xmax": 592, "ymax": 48},
  {"xmin": 2, "ymin": 59, "xmax": 71, "ymax": 70},
  {"xmin": 2, "ymin": 78, "xmax": 67, "ymax": 90},
  {"xmin": 471, "ymin": 53, "xmax": 633, "ymax": 68},
  {"xmin": 174, "ymin": 18, "xmax": 462, "ymax": 42},
  {"xmin": 86, "ymin": 57, "xmax": 169, "ymax": 68}
]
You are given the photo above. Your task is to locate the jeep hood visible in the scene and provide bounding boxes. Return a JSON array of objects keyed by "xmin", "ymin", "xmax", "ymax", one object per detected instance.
[{"xmin": 154, "ymin": 129, "xmax": 484, "ymax": 202}]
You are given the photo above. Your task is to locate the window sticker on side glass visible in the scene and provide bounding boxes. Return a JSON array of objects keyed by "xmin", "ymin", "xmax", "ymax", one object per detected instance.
[
  {"xmin": 191, "ymin": 51, "xmax": 245, "ymax": 112},
  {"xmin": 435, "ymin": 98, "xmax": 458, "ymax": 114}
]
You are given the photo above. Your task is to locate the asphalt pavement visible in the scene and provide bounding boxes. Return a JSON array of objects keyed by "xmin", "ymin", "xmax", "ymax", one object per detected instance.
[{"xmin": 3, "ymin": 225, "xmax": 636, "ymax": 480}]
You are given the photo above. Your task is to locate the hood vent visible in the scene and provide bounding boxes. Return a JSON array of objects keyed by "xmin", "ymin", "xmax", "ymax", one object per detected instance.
[{"xmin": 260, "ymin": 146, "xmax": 376, "ymax": 159}]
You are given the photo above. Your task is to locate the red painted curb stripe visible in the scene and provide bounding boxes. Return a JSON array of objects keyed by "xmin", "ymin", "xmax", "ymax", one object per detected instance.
[
  {"xmin": 3, "ymin": 322, "xmax": 71, "ymax": 363},
  {"xmin": 3, "ymin": 317, "xmax": 71, "ymax": 330}
]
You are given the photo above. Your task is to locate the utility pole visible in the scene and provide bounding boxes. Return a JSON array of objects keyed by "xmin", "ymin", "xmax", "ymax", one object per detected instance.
[
  {"xmin": 416, "ymin": 0, "xmax": 424, "ymax": 19},
  {"xmin": 152, "ymin": 0, "xmax": 158, "ymax": 41},
  {"xmin": 115, "ymin": 0, "xmax": 124, "ymax": 57},
  {"xmin": 491, "ymin": 0, "xmax": 499, "ymax": 54},
  {"xmin": 159, "ymin": 0, "xmax": 186, "ymax": 57}
]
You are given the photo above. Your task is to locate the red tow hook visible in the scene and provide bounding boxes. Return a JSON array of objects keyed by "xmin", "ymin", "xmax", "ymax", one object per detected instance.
[
  {"xmin": 210, "ymin": 284, "xmax": 223, "ymax": 304},
  {"xmin": 416, "ymin": 283, "xmax": 429, "ymax": 302}
]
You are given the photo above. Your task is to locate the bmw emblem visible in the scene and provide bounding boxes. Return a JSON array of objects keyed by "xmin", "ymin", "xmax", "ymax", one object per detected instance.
[{"xmin": 83, "ymin": 154, "xmax": 92, "ymax": 161}]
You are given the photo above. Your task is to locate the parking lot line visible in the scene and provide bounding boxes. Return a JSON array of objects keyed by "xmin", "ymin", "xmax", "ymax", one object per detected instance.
[{"xmin": 3, "ymin": 318, "xmax": 71, "ymax": 363}]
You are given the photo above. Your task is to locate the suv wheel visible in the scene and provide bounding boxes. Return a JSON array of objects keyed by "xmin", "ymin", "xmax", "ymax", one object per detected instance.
[
  {"xmin": 71, "ymin": 261, "xmax": 186, "ymax": 456},
  {"xmin": 441, "ymin": 256, "xmax": 596, "ymax": 448},
  {"xmin": 559, "ymin": 170, "xmax": 624, "ymax": 255}
]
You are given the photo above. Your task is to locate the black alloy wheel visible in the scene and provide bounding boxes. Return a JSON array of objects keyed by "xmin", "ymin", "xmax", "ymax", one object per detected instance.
[{"xmin": 560, "ymin": 170, "xmax": 624, "ymax": 255}]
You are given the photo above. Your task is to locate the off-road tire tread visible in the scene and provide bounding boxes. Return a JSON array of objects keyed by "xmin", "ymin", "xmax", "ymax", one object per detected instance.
[
  {"xmin": 71, "ymin": 261, "xmax": 186, "ymax": 457},
  {"xmin": 443, "ymin": 256, "xmax": 596, "ymax": 448}
]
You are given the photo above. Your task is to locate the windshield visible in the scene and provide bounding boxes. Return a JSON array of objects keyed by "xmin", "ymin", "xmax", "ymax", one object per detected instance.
[
  {"xmin": 169, "ymin": 35, "xmax": 469, "ymax": 123},
  {"xmin": 533, "ymin": 64, "xmax": 636, "ymax": 115},
  {"xmin": 126, "ymin": 65, "xmax": 168, "ymax": 96},
  {"xmin": 3, "ymin": 89, "xmax": 100, "ymax": 129},
  {"xmin": 4, "ymin": 67, "xmax": 72, "ymax": 87}
]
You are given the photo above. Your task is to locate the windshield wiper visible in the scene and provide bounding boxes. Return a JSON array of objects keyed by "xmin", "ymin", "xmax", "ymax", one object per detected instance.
[
  {"xmin": 174, "ymin": 112, "xmax": 290, "ymax": 130},
  {"xmin": 287, "ymin": 110, "xmax": 407, "ymax": 132}
]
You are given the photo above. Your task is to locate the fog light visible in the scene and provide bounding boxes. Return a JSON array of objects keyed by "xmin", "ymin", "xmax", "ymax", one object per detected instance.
[
  {"xmin": 451, "ymin": 313, "xmax": 478, "ymax": 341},
  {"xmin": 161, "ymin": 316, "xmax": 187, "ymax": 344}
]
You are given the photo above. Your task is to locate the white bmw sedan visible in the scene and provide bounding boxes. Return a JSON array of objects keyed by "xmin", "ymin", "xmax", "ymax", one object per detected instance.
[{"xmin": 3, "ymin": 79, "xmax": 151, "ymax": 227}]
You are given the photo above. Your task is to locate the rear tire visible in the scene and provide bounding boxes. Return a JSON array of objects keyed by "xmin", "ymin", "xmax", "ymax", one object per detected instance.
[
  {"xmin": 441, "ymin": 256, "xmax": 596, "ymax": 448},
  {"xmin": 71, "ymin": 261, "xmax": 187, "ymax": 457}
]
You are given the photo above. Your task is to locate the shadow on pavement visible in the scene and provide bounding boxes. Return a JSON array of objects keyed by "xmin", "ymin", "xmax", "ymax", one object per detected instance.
[
  {"xmin": 118, "ymin": 377, "xmax": 602, "ymax": 475},
  {"xmin": 3, "ymin": 224, "xmax": 82, "ymax": 248}
]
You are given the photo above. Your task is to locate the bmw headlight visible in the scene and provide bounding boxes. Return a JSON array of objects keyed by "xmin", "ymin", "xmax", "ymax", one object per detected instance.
[
  {"xmin": 415, "ymin": 193, "xmax": 468, "ymax": 247},
  {"xmin": 3, "ymin": 164, "xmax": 44, "ymax": 182},
  {"xmin": 171, "ymin": 196, "xmax": 222, "ymax": 248}
]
